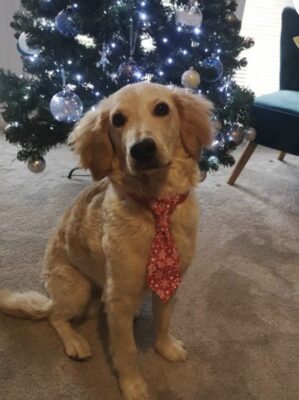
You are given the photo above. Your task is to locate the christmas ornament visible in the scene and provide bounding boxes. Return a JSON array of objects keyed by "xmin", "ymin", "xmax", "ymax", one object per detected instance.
[
  {"xmin": 199, "ymin": 169, "xmax": 207, "ymax": 182},
  {"xmin": 208, "ymin": 155, "xmax": 219, "ymax": 168},
  {"xmin": 75, "ymin": 34, "xmax": 96, "ymax": 49},
  {"xmin": 230, "ymin": 125, "xmax": 244, "ymax": 146},
  {"xmin": 50, "ymin": 89, "xmax": 83, "ymax": 123},
  {"xmin": 97, "ymin": 42, "xmax": 110, "ymax": 70},
  {"xmin": 201, "ymin": 57, "xmax": 223, "ymax": 82},
  {"xmin": 176, "ymin": 1, "xmax": 203, "ymax": 27},
  {"xmin": 225, "ymin": 13, "xmax": 237, "ymax": 23},
  {"xmin": 244, "ymin": 127, "xmax": 257, "ymax": 142},
  {"xmin": 211, "ymin": 115, "xmax": 222, "ymax": 136},
  {"xmin": 181, "ymin": 67, "xmax": 201, "ymax": 89},
  {"xmin": 55, "ymin": 7, "xmax": 79, "ymax": 37},
  {"xmin": 118, "ymin": 58, "xmax": 143, "ymax": 84},
  {"xmin": 17, "ymin": 32, "xmax": 39, "ymax": 57},
  {"xmin": 27, "ymin": 156, "xmax": 46, "ymax": 173},
  {"xmin": 118, "ymin": 23, "xmax": 143, "ymax": 84}
]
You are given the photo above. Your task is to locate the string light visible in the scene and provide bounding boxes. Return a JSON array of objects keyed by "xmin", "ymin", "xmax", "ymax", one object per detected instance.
[
  {"xmin": 162, "ymin": 37, "xmax": 168, "ymax": 43},
  {"xmin": 194, "ymin": 27, "xmax": 201, "ymax": 35},
  {"xmin": 140, "ymin": 12, "xmax": 147, "ymax": 20},
  {"xmin": 167, "ymin": 57, "xmax": 173, "ymax": 64}
]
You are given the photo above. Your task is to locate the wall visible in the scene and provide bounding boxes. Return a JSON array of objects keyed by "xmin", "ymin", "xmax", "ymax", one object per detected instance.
[
  {"xmin": 236, "ymin": 0, "xmax": 246, "ymax": 19},
  {"xmin": 0, "ymin": 0, "xmax": 22, "ymax": 74}
]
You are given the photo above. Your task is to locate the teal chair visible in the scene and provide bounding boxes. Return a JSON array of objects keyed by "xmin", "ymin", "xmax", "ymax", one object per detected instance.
[{"xmin": 228, "ymin": 7, "xmax": 299, "ymax": 185}]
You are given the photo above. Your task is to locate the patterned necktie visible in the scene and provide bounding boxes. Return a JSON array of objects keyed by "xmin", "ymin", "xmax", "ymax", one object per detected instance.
[{"xmin": 130, "ymin": 192, "xmax": 189, "ymax": 302}]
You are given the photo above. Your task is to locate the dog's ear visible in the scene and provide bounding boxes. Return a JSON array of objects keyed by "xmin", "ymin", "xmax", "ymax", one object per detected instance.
[
  {"xmin": 68, "ymin": 99, "xmax": 113, "ymax": 180},
  {"xmin": 172, "ymin": 88, "xmax": 213, "ymax": 160}
]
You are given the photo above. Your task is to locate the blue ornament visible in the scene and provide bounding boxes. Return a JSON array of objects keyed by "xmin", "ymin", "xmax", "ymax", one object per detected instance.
[
  {"xmin": 55, "ymin": 8, "xmax": 79, "ymax": 37},
  {"xmin": 50, "ymin": 90, "xmax": 83, "ymax": 123},
  {"xmin": 201, "ymin": 57, "xmax": 223, "ymax": 82},
  {"xmin": 118, "ymin": 59, "xmax": 143, "ymax": 85}
]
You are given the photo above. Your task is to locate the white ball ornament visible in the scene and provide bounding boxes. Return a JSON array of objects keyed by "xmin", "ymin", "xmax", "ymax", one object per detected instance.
[
  {"xmin": 181, "ymin": 67, "xmax": 201, "ymax": 89},
  {"xmin": 176, "ymin": 2, "xmax": 203, "ymax": 28}
]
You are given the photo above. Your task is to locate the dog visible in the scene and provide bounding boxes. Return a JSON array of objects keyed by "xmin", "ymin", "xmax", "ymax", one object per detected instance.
[{"xmin": 0, "ymin": 82, "xmax": 212, "ymax": 400}]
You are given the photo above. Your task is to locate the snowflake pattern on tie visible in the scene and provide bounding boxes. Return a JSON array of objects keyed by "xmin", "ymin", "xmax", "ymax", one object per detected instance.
[{"xmin": 130, "ymin": 192, "xmax": 189, "ymax": 302}]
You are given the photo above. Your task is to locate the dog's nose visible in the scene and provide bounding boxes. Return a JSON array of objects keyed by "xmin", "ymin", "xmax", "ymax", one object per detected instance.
[{"xmin": 130, "ymin": 138, "xmax": 156, "ymax": 163}]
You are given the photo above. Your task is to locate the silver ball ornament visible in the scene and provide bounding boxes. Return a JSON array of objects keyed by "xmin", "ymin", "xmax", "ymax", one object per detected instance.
[
  {"xmin": 208, "ymin": 156, "xmax": 220, "ymax": 167},
  {"xmin": 50, "ymin": 90, "xmax": 83, "ymax": 123},
  {"xmin": 181, "ymin": 67, "xmax": 201, "ymax": 89},
  {"xmin": 118, "ymin": 59, "xmax": 143, "ymax": 84},
  {"xmin": 27, "ymin": 156, "xmax": 46, "ymax": 173},
  {"xmin": 230, "ymin": 125, "xmax": 244, "ymax": 146},
  {"xmin": 244, "ymin": 127, "xmax": 257, "ymax": 142}
]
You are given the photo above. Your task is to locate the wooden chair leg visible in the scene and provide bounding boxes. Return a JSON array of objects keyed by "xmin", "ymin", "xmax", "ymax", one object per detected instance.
[
  {"xmin": 278, "ymin": 151, "xmax": 286, "ymax": 161},
  {"xmin": 227, "ymin": 142, "xmax": 258, "ymax": 185}
]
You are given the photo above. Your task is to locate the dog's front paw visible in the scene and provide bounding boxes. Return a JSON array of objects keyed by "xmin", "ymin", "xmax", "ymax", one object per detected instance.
[
  {"xmin": 65, "ymin": 335, "xmax": 92, "ymax": 361},
  {"xmin": 120, "ymin": 375, "xmax": 149, "ymax": 400},
  {"xmin": 155, "ymin": 335, "xmax": 187, "ymax": 362}
]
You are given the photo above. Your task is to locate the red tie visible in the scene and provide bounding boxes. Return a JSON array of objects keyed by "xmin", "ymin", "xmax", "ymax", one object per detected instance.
[{"xmin": 130, "ymin": 192, "xmax": 189, "ymax": 302}]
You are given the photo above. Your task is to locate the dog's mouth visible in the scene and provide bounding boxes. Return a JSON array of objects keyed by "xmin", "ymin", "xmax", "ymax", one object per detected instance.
[{"xmin": 135, "ymin": 161, "xmax": 171, "ymax": 173}]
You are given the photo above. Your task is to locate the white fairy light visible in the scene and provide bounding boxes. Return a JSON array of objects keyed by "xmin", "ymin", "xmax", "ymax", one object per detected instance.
[
  {"xmin": 111, "ymin": 42, "xmax": 116, "ymax": 48},
  {"xmin": 194, "ymin": 27, "xmax": 201, "ymax": 35},
  {"xmin": 67, "ymin": 60, "xmax": 73, "ymax": 65},
  {"xmin": 140, "ymin": 12, "xmax": 147, "ymax": 20},
  {"xmin": 162, "ymin": 37, "xmax": 168, "ymax": 43},
  {"xmin": 167, "ymin": 57, "xmax": 173, "ymax": 64},
  {"xmin": 75, "ymin": 74, "xmax": 82, "ymax": 81},
  {"xmin": 177, "ymin": 26, "xmax": 182, "ymax": 32}
]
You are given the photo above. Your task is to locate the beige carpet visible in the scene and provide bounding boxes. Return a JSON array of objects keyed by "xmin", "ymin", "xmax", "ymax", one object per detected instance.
[{"xmin": 0, "ymin": 134, "xmax": 298, "ymax": 400}]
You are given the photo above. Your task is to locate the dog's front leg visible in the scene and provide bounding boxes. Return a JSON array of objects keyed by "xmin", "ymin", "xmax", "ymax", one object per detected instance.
[
  {"xmin": 106, "ymin": 295, "xmax": 149, "ymax": 400},
  {"xmin": 152, "ymin": 294, "xmax": 187, "ymax": 362}
]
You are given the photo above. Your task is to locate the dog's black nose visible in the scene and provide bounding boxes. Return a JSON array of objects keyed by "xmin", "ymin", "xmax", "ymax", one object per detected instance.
[{"xmin": 130, "ymin": 139, "xmax": 156, "ymax": 163}]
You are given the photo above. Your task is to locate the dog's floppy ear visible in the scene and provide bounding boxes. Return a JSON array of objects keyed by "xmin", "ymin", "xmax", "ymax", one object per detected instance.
[
  {"xmin": 68, "ymin": 98, "xmax": 113, "ymax": 180},
  {"xmin": 172, "ymin": 88, "xmax": 213, "ymax": 160}
]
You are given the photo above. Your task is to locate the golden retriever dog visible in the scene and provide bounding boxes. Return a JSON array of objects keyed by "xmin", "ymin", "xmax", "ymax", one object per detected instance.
[{"xmin": 0, "ymin": 82, "xmax": 212, "ymax": 400}]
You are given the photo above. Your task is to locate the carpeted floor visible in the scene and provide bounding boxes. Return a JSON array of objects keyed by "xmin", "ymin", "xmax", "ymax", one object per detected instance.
[{"xmin": 0, "ymin": 134, "xmax": 298, "ymax": 400}]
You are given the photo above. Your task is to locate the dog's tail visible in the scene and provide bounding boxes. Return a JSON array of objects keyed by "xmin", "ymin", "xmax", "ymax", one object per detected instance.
[{"xmin": 0, "ymin": 289, "xmax": 52, "ymax": 320}]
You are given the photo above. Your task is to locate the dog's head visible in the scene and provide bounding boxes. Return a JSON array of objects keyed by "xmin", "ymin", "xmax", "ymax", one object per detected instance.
[{"xmin": 69, "ymin": 82, "xmax": 213, "ymax": 180}]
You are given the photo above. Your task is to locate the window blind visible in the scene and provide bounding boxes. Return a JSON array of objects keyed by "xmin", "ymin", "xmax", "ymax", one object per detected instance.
[{"xmin": 235, "ymin": 0, "xmax": 294, "ymax": 96}]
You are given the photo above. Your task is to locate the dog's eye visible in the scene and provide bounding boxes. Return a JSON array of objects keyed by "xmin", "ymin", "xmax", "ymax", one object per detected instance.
[
  {"xmin": 154, "ymin": 102, "xmax": 170, "ymax": 117},
  {"xmin": 112, "ymin": 112, "xmax": 127, "ymax": 127}
]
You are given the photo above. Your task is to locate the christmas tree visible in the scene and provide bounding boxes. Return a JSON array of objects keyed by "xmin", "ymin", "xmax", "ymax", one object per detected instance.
[{"xmin": 0, "ymin": 0, "xmax": 255, "ymax": 178}]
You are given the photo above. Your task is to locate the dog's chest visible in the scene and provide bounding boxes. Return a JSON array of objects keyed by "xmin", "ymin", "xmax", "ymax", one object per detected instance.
[{"xmin": 104, "ymin": 194, "xmax": 199, "ymax": 276}]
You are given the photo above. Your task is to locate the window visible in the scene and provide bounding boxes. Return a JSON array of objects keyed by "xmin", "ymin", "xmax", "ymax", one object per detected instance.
[{"xmin": 236, "ymin": 0, "xmax": 294, "ymax": 96}]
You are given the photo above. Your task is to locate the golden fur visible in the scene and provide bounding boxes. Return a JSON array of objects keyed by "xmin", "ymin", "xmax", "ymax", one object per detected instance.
[{"xmin": 0, "ymin": 82, "xmax": 212, "ymax": 400}]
